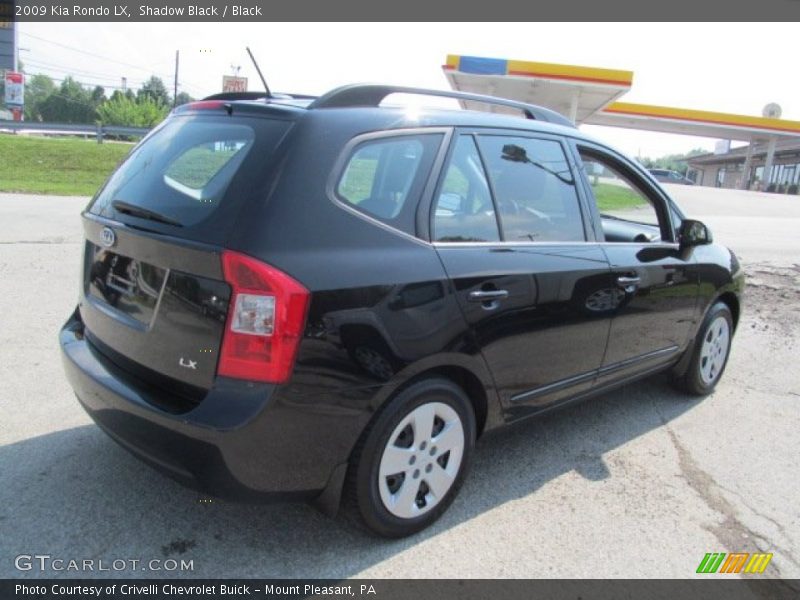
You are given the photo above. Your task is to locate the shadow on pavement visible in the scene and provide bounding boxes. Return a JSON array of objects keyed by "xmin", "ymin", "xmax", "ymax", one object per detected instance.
[{"xmin": 0, "ymin": 376, "xmax": 700, "ymax": 578}]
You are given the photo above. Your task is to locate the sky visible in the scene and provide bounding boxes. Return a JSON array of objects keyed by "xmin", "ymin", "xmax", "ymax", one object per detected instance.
[{"xmin": 15, "ymin": 22, "xmax": 799, "ymax": 158}]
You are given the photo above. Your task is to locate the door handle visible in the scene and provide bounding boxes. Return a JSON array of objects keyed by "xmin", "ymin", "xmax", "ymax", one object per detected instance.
[
  {"xmin": 616, "ymin": 276, "xmax": 641, "ymax": 286},
  {"xmin": 616, "ymin": 275, "xmax": 641, "ymax": 292},
  {"xmin": 468, "ymin": 290, "xmax": 509, "ymax": 302}
]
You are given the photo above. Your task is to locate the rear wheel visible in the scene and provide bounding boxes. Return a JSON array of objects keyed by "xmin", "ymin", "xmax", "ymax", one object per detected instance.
[
  {"xmin": 345, "ymin": 378, "xmax": 476, "ymax": 537},
  {"xmin": 672, "ymin": 302, "xmax": 733, "ymax": 395}
]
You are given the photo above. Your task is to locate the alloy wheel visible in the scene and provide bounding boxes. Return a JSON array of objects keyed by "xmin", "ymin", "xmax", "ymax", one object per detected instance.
[
  {"xmin": 699, "ymin": 315, "xmax": 730, "ymax": 385},
  {"xmin": 377, "ymin": 402, "xmax": 465, "ymax": 519}
]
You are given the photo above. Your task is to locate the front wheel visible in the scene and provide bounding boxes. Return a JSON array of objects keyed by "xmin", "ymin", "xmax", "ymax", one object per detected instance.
[
  {"xmin": 345, "ymin": 378, "xmax": 476, "ymax": 538},
  {"xmin": 672, "ymin": 301, "xmax": 734, "ymax": 395}
]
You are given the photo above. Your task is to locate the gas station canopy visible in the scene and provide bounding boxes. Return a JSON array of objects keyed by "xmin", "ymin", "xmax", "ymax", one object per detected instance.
[
  {"xmin": 442, "ymin": 54, "xmax": 800, "ymax": 142},
  {"xmin": 443, "ymin": 54, "xmax": 632, "ymax": 125},
  {"xmin": 588, "ymin": 102, "xmax": 800, "ymax": 141}
]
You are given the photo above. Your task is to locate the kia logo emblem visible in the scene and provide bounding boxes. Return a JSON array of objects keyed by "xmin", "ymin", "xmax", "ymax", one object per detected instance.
[{"xmin": 100, "ymin": 227, "xmax": 116, "ymax": 248}]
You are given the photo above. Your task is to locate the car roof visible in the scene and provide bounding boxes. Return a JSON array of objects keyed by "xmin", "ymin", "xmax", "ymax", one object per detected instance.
[{"xmin": 199, "ymin": 84, "xmax": 582, "ymax": 138}]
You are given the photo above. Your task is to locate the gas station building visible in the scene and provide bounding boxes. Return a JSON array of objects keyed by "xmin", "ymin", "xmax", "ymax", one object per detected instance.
[{"xmin": 442, "ymin": 54, "xmax": 800, "ymax": 192}]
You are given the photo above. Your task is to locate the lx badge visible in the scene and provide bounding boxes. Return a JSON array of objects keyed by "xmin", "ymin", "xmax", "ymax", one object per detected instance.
[{"xmin": 179, "ymin": 357, "xmax": 198, "ymax": 370}]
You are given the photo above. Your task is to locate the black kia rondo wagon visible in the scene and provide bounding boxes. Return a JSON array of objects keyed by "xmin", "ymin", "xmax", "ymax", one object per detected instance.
[{"xmin": 60, "ymin": 84, "xmax": 743, "ymax": 537}]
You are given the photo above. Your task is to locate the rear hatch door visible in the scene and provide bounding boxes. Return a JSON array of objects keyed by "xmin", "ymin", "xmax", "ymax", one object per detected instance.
[{"xmin": 79, "ymin": 110, "xmax": 293, "ymax": 398}]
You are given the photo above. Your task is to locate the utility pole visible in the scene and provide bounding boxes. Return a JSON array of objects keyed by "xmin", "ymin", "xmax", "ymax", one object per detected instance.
[
  {"xmin": 13, "ymin": 20, "xmax": 18, "ymax": 72},
  {"xmin": 173, "ymin": 50, "xmax": 179, "ymax": 108}
]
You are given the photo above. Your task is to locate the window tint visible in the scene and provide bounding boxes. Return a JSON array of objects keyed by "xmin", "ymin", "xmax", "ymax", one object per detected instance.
[
  {"xmin": 581, "ymin": 153, "xmax": 659, "ymax": 225},
  {"xmin": 579, "ymin": 150, "xmax": 665, "ymax": 242},
  {"xmin": 477, "ymin": 136, "xmax": 584, "ymax": 242},
  {"xmin": 337, "ymin": 134, "xmax": 442, "ymax": 235},
  {"xmin": 433, "ymin": 136, "xmax": 499, "ymax": 242},
  {"xmin": 90, "ymin": 118, "xmax": 262, "ymax": 228},
  {"xmin": 164, "ymin": 139, "xmax": 251, "ymax": 200}
]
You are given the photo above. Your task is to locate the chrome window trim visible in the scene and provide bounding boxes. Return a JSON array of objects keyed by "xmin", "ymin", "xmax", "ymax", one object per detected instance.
[{"xmin": 433, "ymin": 240, "xmax": 680, "ymax": 249}]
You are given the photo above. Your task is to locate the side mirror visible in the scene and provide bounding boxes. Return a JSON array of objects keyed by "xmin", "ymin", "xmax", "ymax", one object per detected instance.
[
  {"xmin": 501, "ymin": 144, "xmax": 528, "ymax": 163},
  {"xmin": 679, "ymin": 219, "xmax": 713, "ymax": 248}
]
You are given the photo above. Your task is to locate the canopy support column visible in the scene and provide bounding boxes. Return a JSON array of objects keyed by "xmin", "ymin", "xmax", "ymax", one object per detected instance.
[
  {"xmin": 739, "ymin": 141, "xmax": 755, "ymax": 190},
  {"xmin": 568, "ymin": 89, "xmax": 580, "ymax": 124},
  {"xmin": 762, "ymin": 138, "xmax": 777, "ymax": 191}
]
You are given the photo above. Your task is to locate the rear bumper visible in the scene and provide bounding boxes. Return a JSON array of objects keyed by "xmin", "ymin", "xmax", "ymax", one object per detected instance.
[{"xmin": 59, "ymin": 309, "xmax": 354, "ymax": 503}]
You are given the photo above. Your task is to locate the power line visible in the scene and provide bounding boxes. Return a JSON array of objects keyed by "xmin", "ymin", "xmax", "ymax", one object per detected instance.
[
  {"xmin": 26, "ymin": 69, "xmax": 198, "ymax": 98},
  {"xmin": 20, "ymin": 31, "xmax": 172, "ymax": 75},
  {"xmin": 26, "ymin": 73, "xmax": 135, "ymax": 91},
  {"xmin": 23, "ymin": 59, "xmax": 149, "ymax": 87},
  {"xmin": 23, "ymin": 65, "xmax": 200, "ymax": 106},
  {"xmin": 22, "ymin": 54, "xmax": 202, "ymax": 97},
  {"xmin": 20, "ymin": 32, "xmax": 209, "ymax": 96}
]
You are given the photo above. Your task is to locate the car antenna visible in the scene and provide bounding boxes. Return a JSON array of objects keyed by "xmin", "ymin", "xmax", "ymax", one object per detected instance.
[{"xmin": 246, "ymin": 46, "xmax": 272, "ymax": 98}]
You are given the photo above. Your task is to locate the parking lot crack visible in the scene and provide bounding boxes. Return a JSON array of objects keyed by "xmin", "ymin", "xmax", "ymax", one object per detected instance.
[{"xmin": 664, "ymin": 426, "xmax": 800, "ymax": 581}]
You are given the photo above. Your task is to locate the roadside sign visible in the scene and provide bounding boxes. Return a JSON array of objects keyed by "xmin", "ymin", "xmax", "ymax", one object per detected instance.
[
  {"xmin": 222, "ymin": 75, "xmax": 248, "ymax": 93},
  {"xmin": 4, "ymin": 71, "xmax": 24, "ymax": 106}
]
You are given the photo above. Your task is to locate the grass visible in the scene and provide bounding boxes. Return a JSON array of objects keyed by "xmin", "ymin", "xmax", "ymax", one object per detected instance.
[
  {"xmin": 338, "ymin": 158, "xmax": 377, "ymax": 203},
  {"xmin": 590, "ymin": 181, "xmax": 648, "ymax": 212},
  {"xmin": 0, "ymin": 134, "xmax": 133, "ymax": 196},
  {"xmin": 165, "ymin": 144, "xmax": 242, "ymax": 189}
]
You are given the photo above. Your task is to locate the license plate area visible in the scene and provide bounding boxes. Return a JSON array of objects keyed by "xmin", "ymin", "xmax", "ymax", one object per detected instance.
[{"xmin": 87, "ymin": 244, "xmax": 167, "ymax": 326}]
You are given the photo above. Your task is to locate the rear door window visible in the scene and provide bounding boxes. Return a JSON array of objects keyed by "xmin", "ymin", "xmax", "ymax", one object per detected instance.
[
  {"xmin": 432, "ymin": 135, "xmax": 500, "ymax": 242},
  {"xmin": 336, "ymin": 133, "xmax": 444, "ymax": 236},
  {"xmin": 476, "ymin": 135, "xmax": 585, "ymax": 242}
]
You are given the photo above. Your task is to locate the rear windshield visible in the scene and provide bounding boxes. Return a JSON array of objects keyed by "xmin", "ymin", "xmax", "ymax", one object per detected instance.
[{"xmin": 89, "ymin": 115, "xmax": 291, "ymax": 235}]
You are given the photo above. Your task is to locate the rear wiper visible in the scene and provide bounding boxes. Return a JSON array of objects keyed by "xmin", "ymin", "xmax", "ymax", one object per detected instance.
[{"xmin": 112, "ymin": 201, "xmax": 183, "ymax": 228}]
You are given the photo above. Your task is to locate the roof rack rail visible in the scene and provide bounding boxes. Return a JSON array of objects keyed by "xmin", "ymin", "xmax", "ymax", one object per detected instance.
[
  {"xmin": 308, "ymin": 84, "xmax": 575, "ymax": 128},
  {"xmin": 203, "ymin": 91, "xmax": 318, "ymax": 101}
]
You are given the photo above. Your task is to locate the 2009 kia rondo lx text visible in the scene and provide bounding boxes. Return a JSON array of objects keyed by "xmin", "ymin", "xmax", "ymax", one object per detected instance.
[{"xmin": 60, "ymin": 85, "xmax": 743, "ymax": 537}]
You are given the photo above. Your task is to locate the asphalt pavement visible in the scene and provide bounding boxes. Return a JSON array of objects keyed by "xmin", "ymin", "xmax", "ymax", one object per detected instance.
[{"xmin": 0, "ymin": 187, "xmax": 798, "ymax": 579}]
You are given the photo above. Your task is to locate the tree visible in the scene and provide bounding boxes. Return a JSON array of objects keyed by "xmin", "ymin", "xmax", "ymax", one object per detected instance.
[
  {"xmin": 38, "ymin": 76, "xmax": 95, "ymax": 123},
  {"xmin": 22, "ymin": 73, "xmax": 56, "ymax": 122},
  {"xmin": 639, "ymin": 148, "xmax": 708, "ymax": 175},
  {"xmin": 111, "ymin": 89, "xmax": 136, "ymax": 103},
  {"xmin": 137, "ymin": 76, "xmax": 170, "ymax": 107},
  {"xmin": 90, "ymin": 85, "xmax": 106, "ymax": 107},
  {"xmin": 96, "ymin": 94, "xmax": 169, "ymax": 128},
  {"xmin": 174, "ymin": 91, "xmax": 194, "ymax": 107}
]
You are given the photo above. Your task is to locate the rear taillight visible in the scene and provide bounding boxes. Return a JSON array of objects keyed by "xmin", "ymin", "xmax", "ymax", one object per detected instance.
[{"xmin": 218, "ymin": 251, "xmax": 310, "ymax": 384}]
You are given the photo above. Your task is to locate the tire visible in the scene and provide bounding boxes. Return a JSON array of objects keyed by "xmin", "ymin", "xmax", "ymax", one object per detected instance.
[
  {"xmin": 671, "ymin": 301, "xmax": 734, "ymax": 396},
  {"xmin": 344, "ymin": 377, "xmax": 476, "ymax": 538}
]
